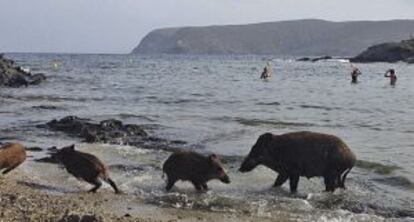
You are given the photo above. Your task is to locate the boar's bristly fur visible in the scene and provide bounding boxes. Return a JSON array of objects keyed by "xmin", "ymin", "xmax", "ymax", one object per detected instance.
[
  {"xmin": 239, "ymin": 131, "xmax": 356, "ymax": 193},
  {"xmin": 52, "ymin": 144, "xmax": 121, "ymax": 194},
  {"xmin": 163, "ymin": 151, "xmax": 230, "ymax": 191},
  {"xmin": 0, "ymin": 143, "xmax": 26, "ymax": 175}
]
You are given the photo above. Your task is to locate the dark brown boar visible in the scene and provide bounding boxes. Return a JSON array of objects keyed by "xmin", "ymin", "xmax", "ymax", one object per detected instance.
[
  {"xmin": 51, "ymin": 144, "xmax": 120, "ymax": 194},
  {"xmin": 0, "ymin": 143, "xmax": 26, "ymax": 175},
  {"xmin": 239, "ymin": 131, "xmax": 356, "ymax": 193},
  {"xmin": 162, "ymin": 151, "xmax": 230, "ymax": 191}
]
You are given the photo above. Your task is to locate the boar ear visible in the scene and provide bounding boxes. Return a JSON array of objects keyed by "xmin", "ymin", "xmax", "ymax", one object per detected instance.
[{"xmin": 69, "ymin": 144, "xmax": 75, "ymax": 150}]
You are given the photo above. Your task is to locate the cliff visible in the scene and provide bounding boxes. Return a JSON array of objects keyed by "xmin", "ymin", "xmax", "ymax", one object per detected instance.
[{"xmin": 132, "ymin": 19, "xmax": 414, "ymax": 56}]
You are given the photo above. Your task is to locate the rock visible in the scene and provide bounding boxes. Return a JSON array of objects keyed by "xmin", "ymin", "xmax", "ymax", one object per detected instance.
[
  {"xmin": 311, "ymin": 56, "xmax": 332, "ymax": 62},
  {"xmin": 29, "ymin": 73, "xmax": 47, "ymax": 85},
  {"xmin": 0, "ymin": 55, "xmax": 46, "ymax": 87},
  {"xmin": 26, "ymin": 147, "xmax": 43, "ymax": 152},
  {"xmin": 40, "ymin": 116, "xmax": 147, "ymax": 144},
  {"xmin": 351, "ymin": 39, "xmax": 414, "ymax": 63},
  {"xmin": 38, "ymin": 116, "xmax": 182, "ymax": 152},
  {"xmin": 296, "ymin": 57, "xmax": 310, "ymax": 61}
]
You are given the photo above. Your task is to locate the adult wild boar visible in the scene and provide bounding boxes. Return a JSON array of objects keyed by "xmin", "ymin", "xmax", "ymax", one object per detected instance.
[
  {"xmin": 163, "ymin": 151, "xmax": 230, "ymax": 191},
  {"xmin": 239, "ymin": 131, "xmax": 356, "ymax": 193},
  {"xmin": 51, "ymin": 144, "xmax": 121, "ymax": 194},
  {"xmin": 0, "ymin": 143, "xmax": 26, "ymax": 175}
]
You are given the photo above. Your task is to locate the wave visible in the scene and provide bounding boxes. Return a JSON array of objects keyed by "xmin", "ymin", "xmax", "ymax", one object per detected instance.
[
  {"xmin": 31, "ymin": 105, "xmax": 62, "ymax": 110},
  {"xmin": 255, "ymin": 102, "xmax": 281, "ymax": 106},
  {"xmin": 372, "ymin": 176, "xmax": 414, "ymax": 190},
  {"xmin": 299, "ymin": 104, "xmax": 342, "ymax": 111},
  {"xmin": 234, "ymin": 117, "xmax": 315, "ymax": 128},
  {"xmin": 356, "ymin": 160, "xmax": 402, "ymax": 175}
]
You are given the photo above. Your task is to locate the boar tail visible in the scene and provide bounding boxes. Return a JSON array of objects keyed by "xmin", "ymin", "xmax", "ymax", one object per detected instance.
[{"xmin": 340, "ymin": 167, "xmax": 352, "ymax": 188}]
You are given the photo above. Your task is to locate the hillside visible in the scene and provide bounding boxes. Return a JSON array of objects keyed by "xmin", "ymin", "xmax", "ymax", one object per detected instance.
[{"xmin": 132, "ymin": 19, "xmax": 414, "ymax": 56}]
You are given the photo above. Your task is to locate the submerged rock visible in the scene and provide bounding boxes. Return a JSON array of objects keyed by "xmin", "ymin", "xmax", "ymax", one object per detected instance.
[
  {"xmin": 0, "ymin": 54, "xmax": 47, "ymax": 87},
  {"xmin": 351, "ymin": 38, "xmax": 414, "ymax": 63},
  {"xmin": 41, "ymin": 116, "xmax": 147, "ymax": 143},
  {"xmin": 311, "ymin": 56, "xmax": 332, "ymax": 62},
  {"xmin": 296, "ymin": 56, "xmax": 333, "ymax": 62},
  {"xmin": 37, "ymin": 116, "xmax": 185, "ymax": 152}
]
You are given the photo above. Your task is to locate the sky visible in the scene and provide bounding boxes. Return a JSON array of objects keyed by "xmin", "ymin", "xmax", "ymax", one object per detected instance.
[{"xmin": 1, "ymin": 0, "xmax": 414, "ymax": 54}]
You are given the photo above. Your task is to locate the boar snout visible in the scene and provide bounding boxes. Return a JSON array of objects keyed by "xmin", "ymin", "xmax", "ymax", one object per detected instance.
[
  {"xmin": 220, "ymin": 174, "xmax": 231, "ymax": 184},
  {"xmin": 239, "ymin": 158, "xmax": 259, "ymax": 172}
]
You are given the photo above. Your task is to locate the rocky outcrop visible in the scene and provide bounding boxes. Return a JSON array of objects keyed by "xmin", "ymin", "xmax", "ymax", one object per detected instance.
[
  {"xmin": 350, "ymin": 39, "xmax": 414, "ymax": 63},
  {"xmin": 0, "ymin": 54, "xmax": 46, "ymax": 87},
  {"xmin": 132, "ymin": 19, "xmax": 414, "ymax": 56},
  {"xmin": 296, "ymin": 56, "xmax": 333, "ymax": 62},
  {"xmin": 37, "ymin": 116, "xmax": 186, "ymax": 151}
]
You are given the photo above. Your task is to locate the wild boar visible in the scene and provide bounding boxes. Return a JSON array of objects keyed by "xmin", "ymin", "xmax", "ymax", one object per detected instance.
[
  {"xmin": 162, "ymin": 151, "xmax": 230, "ymax": 191},
  {"xmin": 239, "ymin": 131, "xmax": 356, "ymax": 193},
  {"xmin": 0, "ymin": 143, "xmax": 26, "ymax": 175},
  {"xmin": 51, "ymin": 144, "xmax": 120, "ymax": 194}
]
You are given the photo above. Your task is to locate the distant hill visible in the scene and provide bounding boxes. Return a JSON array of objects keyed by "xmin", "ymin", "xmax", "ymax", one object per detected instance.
[{"xmin": 131, "ymin": 19, "xmax": 414, "ymax": 56}]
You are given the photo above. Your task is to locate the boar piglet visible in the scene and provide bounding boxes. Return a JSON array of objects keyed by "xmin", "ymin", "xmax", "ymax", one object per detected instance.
[
  {"xmin": 0, "ymin": 143, "xmax": 26, "ymax": 175},
  {"xmin": 51, "ymin": 144, "xmax": 121, "ymax": 194},
  {"xmin": 163, "ymin": 151, "xmax": 230, "ymax": 191}
]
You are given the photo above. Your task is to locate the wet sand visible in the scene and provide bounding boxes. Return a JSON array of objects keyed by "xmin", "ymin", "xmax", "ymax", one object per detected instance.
[{"xmin": 0, "ymin": 170, "xmax": 288, "ymax": 222}]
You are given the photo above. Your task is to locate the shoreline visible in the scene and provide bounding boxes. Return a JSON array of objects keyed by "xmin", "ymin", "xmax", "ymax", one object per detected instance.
[{"xmin": 0, "ymin": 169, "xmax": 287, "ymax": 222}]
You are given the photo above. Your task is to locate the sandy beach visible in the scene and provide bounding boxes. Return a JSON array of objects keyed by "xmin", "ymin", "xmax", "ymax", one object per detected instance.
[{"xmin": 0, "ymin": 169, "xmax": 289, "ymax": 222}]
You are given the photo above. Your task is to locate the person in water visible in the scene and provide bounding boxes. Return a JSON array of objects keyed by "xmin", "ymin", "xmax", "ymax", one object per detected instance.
[
  {"xmin": 260, "ymin": 63, "xmax": 271, "ymax": 79},
  {"xmin": 350, "ymin": 67, "xmax": 361, "ymax": 83},
  {"xmin": 384, "ymin": 69, "xmax": 397, "ymax": 86}
]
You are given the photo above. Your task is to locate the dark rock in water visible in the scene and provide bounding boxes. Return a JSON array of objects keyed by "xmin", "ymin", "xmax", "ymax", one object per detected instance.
[
  {"xmin": 0, "ymin": 55, "xmax": 47, "ymax": 87},
  {"xmin": 28, "ymin": 73, "xmax": 47, "ymax": 85},
  {"xmin": 296, "ymin": 56, "xmax": 332, "ymax": 62},
  {"xmin": 38, "ymin": 116, "xmax": 183, "ymax": 152},
  {"xmin": 296, "ymin": 57, "xmax": 311, "ymax": 61},
  {"xmin": 32, "ymin": 105, "xmax": 59, "ymax": 110},
  {"xmin": 311, "ymin": 56, "xmax": 332, "ymax": 62},
  {"xmin": 41, "ymin": 116, "xmax": 147, "ymax": 143},
  {"xmin": 351, "ymin": 39, "xmax": 414, "ymax": 63},
  {"xmin": 26, "ymin": 147, "xmax": 43, "ymax": 152}
]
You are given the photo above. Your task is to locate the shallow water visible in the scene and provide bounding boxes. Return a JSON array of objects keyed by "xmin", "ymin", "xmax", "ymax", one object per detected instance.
[{"xmin": 1, "ymin": 53, "xmax": 414, "ymax": 221}]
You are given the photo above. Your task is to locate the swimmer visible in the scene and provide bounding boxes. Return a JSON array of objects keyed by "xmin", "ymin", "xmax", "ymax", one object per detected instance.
[
  {"xmin": 384, "ymin": 69, "xmax": 397, "ymax": 86},
  {"xmin": 350, "ymin": 67, "xmax": 361, "ymax": 83}
]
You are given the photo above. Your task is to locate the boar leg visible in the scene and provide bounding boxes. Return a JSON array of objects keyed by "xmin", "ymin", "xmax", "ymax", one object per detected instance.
[
  {"xmin": 104, "ymin": 177, "xmax": 121, "ymax": 194},
  {"xmin": 273, "ymin": 173, "xmax": 289, "ymax": 187},
  {"xmin": 165, "ymin": 177, "xmax": 177, "ymax": 191},
  {"xmin": 2, "ymin": 164, "xmax": 19, "ymax": 175},
  {"xmin": 289, "ymin": 174, "xmax": 300, "ymax": 193},
  {"xmin": 87, "ymin": 178, "xmax": 102, "ymax": 193},
  {"xmin": 324, "ymin": 172, "xmax": 336, "ymax": 192},
  {"xmin": 191, "ymin": 181, "xmax": 203, "ymax": 191},
  {"xmin": 201, "ymin": 183, "xmax": 209, "ymax": 191}
]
